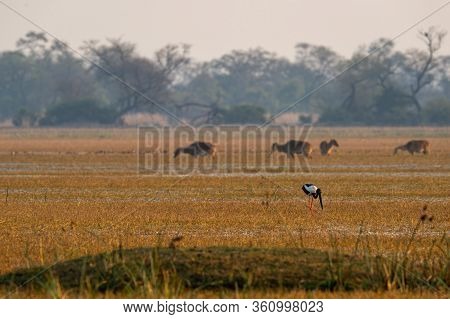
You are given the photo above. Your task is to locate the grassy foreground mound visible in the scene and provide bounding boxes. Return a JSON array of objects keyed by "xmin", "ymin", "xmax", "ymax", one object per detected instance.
[{"xmin": 1, "ymin": 247, "xmax": 448, "ymax": 298}]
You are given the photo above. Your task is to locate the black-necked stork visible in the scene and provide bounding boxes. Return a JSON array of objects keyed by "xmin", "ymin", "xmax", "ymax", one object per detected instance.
[{"xmin": 301, "ymin": 183, "xmax": 323, "ymax": 211}]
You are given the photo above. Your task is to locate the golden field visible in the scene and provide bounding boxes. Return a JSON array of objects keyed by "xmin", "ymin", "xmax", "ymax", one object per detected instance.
[{"xmin": 0, "ymin": 127, "xmax": 448, "ymax": 298}]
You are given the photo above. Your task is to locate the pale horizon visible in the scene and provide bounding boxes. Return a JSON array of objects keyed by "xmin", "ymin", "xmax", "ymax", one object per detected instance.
[{"xmin": 1, "ymin": 0, "xmax": 450, "ymax": 61}]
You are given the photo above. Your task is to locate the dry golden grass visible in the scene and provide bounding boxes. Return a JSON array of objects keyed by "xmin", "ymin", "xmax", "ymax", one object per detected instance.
[{"xmin": 0, "ymin": 127, "xmax": 448, "ymax": 298}]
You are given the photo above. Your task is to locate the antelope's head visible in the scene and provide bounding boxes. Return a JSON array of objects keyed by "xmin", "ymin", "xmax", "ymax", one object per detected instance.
[
  {"xmin": 270, "ymin": 143, "xmax": 279, "ymax": 155},
  {"xmin": 330, "ymin": 139, "xmax": 339, "ymax": 147},
  {"xmin": 174, "ymin": 148, "xmax": 182, "ymax": 158}
]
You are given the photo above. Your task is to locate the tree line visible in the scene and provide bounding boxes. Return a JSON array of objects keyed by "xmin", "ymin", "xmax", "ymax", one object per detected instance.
[{"xmin": 1, "ymin": 28, "xmax": 449, "ymax": 127}]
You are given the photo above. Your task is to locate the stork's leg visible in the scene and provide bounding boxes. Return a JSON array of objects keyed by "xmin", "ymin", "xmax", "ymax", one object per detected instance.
[
  {"xmin": 309, "ymin": 197, "xmax": 318, "ymax": 213},
  {"xmin": 308, "ymin": 197, "xmax": 313, "ymax": 212}
]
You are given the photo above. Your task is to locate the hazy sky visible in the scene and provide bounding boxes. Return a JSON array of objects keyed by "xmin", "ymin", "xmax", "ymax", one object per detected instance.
[{"xmin": 1, "ymin": 0, "xmax": 449, "ymax": 61}]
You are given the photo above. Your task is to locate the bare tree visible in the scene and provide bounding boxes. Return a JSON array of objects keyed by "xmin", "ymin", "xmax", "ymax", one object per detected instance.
[
  {"xmin": 174, "ymin": 93, "xmax": 223, "ymax": 125},
  {"xmin": 403, "ymin": 27, "xmax": 447, "ymax": 114},
  {"xmin": 295, "ymin": 43, "xmax": 342, "ymax": 81},
  {"xmin": 15, "ymin": 31, "xmax": 50, "ymax": 58},
  {"xmin": 293, "ymin": 43, "xmax": 342, "ymax": 111},
  {"xmin": 83, "ymin": 39, "xmax": 171, "ymax": 119},
  {"xmin": 155, "ymin": 44, "xmax": 191, "ymax": 85}
]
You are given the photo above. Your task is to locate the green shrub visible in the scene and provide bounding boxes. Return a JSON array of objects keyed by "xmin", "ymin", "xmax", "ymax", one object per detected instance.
[
  {"xmin": 12, "ymin": 108, "xmax": 38, "ymax": 127},
  {"xmin": 39, "ymin": 99, "xmax": 116, "ymax": 126},
  {"xmin": 222, "ymin": 104, "xmax": 267, "ymax": 124},
  {"xmin": 423, "ymin": 98, "xmax": 450, "ymax": 125}
]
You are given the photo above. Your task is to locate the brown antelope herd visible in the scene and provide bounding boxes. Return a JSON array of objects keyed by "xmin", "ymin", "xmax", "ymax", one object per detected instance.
[{"xmin": 174, "ymin": 139, "xmax": 430, "ymax": 158}]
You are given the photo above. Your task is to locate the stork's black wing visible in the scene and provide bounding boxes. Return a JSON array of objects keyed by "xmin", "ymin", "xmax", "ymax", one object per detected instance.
[{"xmin": 301, "ymin": 184, "xmax": 309, "ymax": 195}]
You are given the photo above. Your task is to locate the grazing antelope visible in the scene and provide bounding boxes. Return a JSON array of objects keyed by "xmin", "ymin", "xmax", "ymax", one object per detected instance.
[
  {"xmin": 174, "ymin": 141, "xmax": 217, "ymax": 158},
  {"xmin": 393, "ymin": 140, "xmax": 429, "ymax": 155},
  {"xmin": 320, "ymin": 139, "xmax": 339, "ymax": 156},
  {"xmin": 301, "ymin": 183, "xmax": 323, "ymax": 212},
  {"xmin": 270, "ymin": 140, "xmax": 313, "ymax": 158}
]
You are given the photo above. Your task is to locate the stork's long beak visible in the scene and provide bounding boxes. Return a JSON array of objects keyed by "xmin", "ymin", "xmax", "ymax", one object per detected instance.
[{"xmin": 318, "ymin": 192, "xmax": 324, "ymax": 210}]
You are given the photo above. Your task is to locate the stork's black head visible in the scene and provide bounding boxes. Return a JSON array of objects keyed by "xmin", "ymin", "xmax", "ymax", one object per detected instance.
[{"xmin": 312, "ymin": 188, "xmax": 321, "ymax": 197}]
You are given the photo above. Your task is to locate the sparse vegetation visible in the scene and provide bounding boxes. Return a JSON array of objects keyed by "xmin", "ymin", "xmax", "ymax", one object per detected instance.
[{"xmin": 0, "ymin": 127, "xmax": 448, "ymax": 298}]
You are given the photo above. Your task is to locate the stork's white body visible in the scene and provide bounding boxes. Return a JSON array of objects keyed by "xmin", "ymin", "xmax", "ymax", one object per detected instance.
[{"xmin": 302, "ymin": 184, "xmax": 318, "ymax": 195}]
